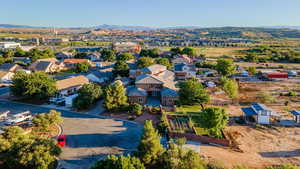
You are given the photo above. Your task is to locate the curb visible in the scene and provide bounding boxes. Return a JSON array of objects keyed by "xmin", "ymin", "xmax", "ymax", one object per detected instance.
[{"xmin": 0, "ymin": 99, "xmax": 141, "ymax": 126}]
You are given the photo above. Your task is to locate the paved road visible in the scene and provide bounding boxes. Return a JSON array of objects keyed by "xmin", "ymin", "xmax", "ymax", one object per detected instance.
[
  {"xmin": 0, "ymin": 100, "xmax": 142, "ymax": 169},
  {"xmin": 0, "ymin": 87, "xmax": 9, "ymax": 96}
]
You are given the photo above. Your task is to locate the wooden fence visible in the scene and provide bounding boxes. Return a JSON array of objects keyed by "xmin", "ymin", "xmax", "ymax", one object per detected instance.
[{"xmin": 168, "ymin": 132, "xmax": 230, "ymax": 147}]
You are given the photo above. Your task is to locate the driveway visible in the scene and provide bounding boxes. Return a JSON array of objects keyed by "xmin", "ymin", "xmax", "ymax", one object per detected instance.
[{"xmin": 0, "ymin": 99, "xmax": 142, "ymax": 169}]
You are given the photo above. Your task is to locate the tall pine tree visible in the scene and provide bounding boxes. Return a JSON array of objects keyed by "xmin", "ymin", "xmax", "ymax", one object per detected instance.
[
  {"xmin": 138, "ymin": 120, "xmax": 164, "ymax": 167},
  {"xmin": 104, "ymin": 80, "xmax": 128, "ymax": 110}
]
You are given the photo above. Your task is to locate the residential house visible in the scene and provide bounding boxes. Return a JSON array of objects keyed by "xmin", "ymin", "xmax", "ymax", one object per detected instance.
[
  {"xmin": 127, "ymin": 64, "xmax": 178, "ymax": 106},
  {"xmin": 241, "ymin": 103, "xmax": 279, "ymax": 124},
  {"xmin": 174, "ymin": 63, "xmax": 196, "ymax": 80},
  {"xmin": 0, "ymin": 63, "xmax": 22, "ymax": 72},
  {"xmin": 13, "ymin": 57, "xmax": 31, "ymax": 65},
  {"xmin": 29, "ymin": 58, "xmax": 63, "ymax": 73},
  {"xmin": 55, "ymin": 75, "xmax": 90, "ymax": 97},
  {"xmin": 127, "ymin": 86, "xmax": 148, "ymax": 105},
  {"xmin": 63, "ymin": 59, "xmax": 91, "ymax": 69},
  {"xmin": 171, "ymin": 54, "xmax": 193, "ymax": 65},
  {"xmin": 55, "ymin": 52, "xmax": 73, "ymax": 60},
  {"xmin": 87, "ymin": 52, "xmax": 101, "ymax": 62},
  {"xmin": 290, "ymin": 110, "xmax": 300, "ymax": 124},
  {"xmin": 86, "ymin": 68, "xmax": 113, "ymax": 84},
  {"xmin": 0, "ymin": 71, "xmax": 14, "ymax": 83}
]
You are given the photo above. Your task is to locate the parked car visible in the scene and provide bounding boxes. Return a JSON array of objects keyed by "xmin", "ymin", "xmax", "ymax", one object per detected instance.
[
  {"xmin": 0, "ymin": 111, "xmax": 9, "ymax": 120},
  {"xmin": 5, "ymin": 111, "xmax": 32, "ymax": 125},
  {"xmin": 205, "ymin": 81, "xmax": 216, "ymax": 88},
  {"xmin": 57, "ymin": 135, "xmax": 67, "ymax": 147}
]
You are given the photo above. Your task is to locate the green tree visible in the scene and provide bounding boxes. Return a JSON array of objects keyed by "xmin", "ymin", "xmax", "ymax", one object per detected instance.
[
  {"xmin": 257, "ymin": 92, "xmax": 275, "ymax": 104},
  {"xmin": 101, "ymin": 49, "xmax": 116, "ymax": 62},
  {"xmin": 28, "ymin": 48, "xmax": 55, "ymax": 63},
  {"xmin": 14, "ymin": 46, "xmax": 26, "ymax": 57},
  {"xmin": 155, "ymin": 57, "xmax": 172, "ymax": 69},
  {"xmin": 222, "ymin": 78, "xmax": 239, "ymax": 99},
  {"xmin": 0, "ymin": 126, "xmax": 61, "ymax": 169},
  {"xmin": 104, "ymin": 80, "xmax": 128, "ymax": 110},
  {"xmin": 170, "ymin": 47, "xmax": 182, "ymax": 56},
  {"xmin": 140, "ymin": 48, "xmax": 159, "ymax": 58},
  {"xmin": 32, "ymin": 110, "xmax": 63, "ymax": 132},
  {"xmin": 245, "ymin": 53, "xmax": 258, "ymax": 62},
  {"xmin": 91, "ymin": 155, "xmax": 145, "ymax": 169},
  {"xmin": 10, "ymin": 72, "xmax": 57, "ymax": 100},
  {"xmin": 138, "ymin": 120, "xmax": 164, "ymax": 167},
  {"xmin": 247, "ymin": 66, "xmax": 257, "ymax": 75},
  {"xmin": 117, "ymin": 52, "xmax": 134, "ymax": 61},
  {"xmin": 181, "ymin": 47, "xmax": 197, "ymax": 57},
  {"xmin": 74, "ymin": 52, "xmax": 87, "ymax": 59},
  {"xmin": 137, "ymin": 57, "xmax": 154, "ymax": 68},
  {"xmin": 76, "ymin": 62, "xmax": 90, "ymax": 73},
  {"xmin": 113, "ymin": 61, "xmax": 130, "ymax": 77},
  {"xmin": 73, "ymin": 83, "xmax": 103, "ymax": 110},
  {"xmin": 199, "ymin": 107, "xmax": 228, "ymax": 138},
  {"xmin": 129, "ymin": 103, "xmax": 143, "ymax": 116},
  {"xmin": 178, "ymin": 79, "xmax": 210, "ymax": 107},
  {"xmin": 158, "ymin": 144, "xmax": 205, "ymax": 169},
  {"xmin": 2, "ymin": 49, "xmax": 15, "ymax": 58},
  {"xmin": 215, "ymin": 59, "xmax": 235, "ymax": 76}
]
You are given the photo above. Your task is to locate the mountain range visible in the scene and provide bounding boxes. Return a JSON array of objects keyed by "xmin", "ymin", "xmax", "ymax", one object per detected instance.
[{"xmin": 1, "ymin": 24, "xmax": 300, "ymax": 31}]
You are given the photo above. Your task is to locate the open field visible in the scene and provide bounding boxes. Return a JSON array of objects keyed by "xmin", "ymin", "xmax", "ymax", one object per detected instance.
[{"xmin": 197, "ymin": 47, "xmax": 249, "ymax": 57}]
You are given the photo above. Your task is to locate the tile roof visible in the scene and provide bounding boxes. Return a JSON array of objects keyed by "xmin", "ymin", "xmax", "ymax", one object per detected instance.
[
  {"xmin": 64, "ymin": 59, "xmax": 89, "ymax": 64},
  {"xmin": 0, "ymin": 71, "xmax": 9, "ymax": 78},
  {"xmin": 135, "ymin": 74, "xmax": 164, "ymax": 84},
  {"xmin": 161, "ymin": 87, "xmax": 179, "ymax": 97},
  {"xmin": 56, "ymin": 75, "xmax": 89, "ymax": 91},
  {"xmin": 0, "ymin": 63, "xmax": 17, "ymax": 71},
  {"xmin": 127, "ymin": 86, "xmax": 148, "ymax": 96},
  {"xmin": 140, "ymin": 64, "xmax": 166, "ymax": 74},
  {"xmin": 34, "ymin": 61, "xmax": 52, "ymax": 71}
]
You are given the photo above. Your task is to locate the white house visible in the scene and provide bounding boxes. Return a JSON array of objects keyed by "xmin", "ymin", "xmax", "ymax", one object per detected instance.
[
  {"xmin": 242, "ymin": 103, "xmax": 279, "ymax": 124},
  {"xmin": 0, "ymin": 42, "xmax": 21, "ymax": 49}
]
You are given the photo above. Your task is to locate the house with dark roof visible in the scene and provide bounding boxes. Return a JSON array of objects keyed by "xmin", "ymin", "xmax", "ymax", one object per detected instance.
[
  {"xmin": 0, "ymin": 63, "xmax": 22, "ymax": 72},
  {"xmin": 29, "ymin": 58, "xmax": 63, "ymax": 73},
  {"xmin": 241, "ymin": 103, "xmax": 279, "ymax": 124},
  {"xmin": 290, "ymin": 110, "xmax": 300, "ymax": 123},
  {"xmin": 174, "ymin": 63, "xmax": 196, "ymax": 80},
  {"xmin": 127, "ymin": 64, "xmax": 178, "ymax": 106}
]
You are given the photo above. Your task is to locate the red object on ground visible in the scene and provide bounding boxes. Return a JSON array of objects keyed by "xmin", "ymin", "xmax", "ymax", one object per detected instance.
[
  {"xmin": 267, "ymin": 72, "xmax": 288, "ymax": 78},
  {"xmin": 57, "ymin": 135, "xmax": 66, "ymax": 147}
]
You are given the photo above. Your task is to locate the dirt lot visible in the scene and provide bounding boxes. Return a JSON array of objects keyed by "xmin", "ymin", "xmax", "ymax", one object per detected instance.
[
  {"xmin": 201, "ymin": 125, "xmax": 300, "ymax": 168},
  {"xmin": 203, "ymin": 80, "xmax": 300, "ymax": 168}
]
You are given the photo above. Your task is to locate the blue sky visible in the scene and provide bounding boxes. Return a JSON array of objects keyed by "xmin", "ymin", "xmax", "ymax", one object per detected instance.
[{"xmin": 1, "ymin": 0, "xmax": 300, "ymax": 27}]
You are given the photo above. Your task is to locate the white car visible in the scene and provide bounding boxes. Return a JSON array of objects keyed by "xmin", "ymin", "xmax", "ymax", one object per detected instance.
[
  {"xmin": 206, "ymin": 81, "xmax": 216, "ymax": 88},
  {"xmin": 5, "ymin": 111, "xmax": 32, "ymax": 125},
  {"xmin": 0, "ymin": 111, "xmax": 9, "ymax": 120}
]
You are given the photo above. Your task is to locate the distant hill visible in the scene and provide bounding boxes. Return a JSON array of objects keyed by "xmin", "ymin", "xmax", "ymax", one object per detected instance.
[
  {"xmin": 0, "ymin": 24, "xmax": 40, "ymax": 28},
  {"xmin": 92, "ymin": 24, "xmax": 155, "ymax": 31}
]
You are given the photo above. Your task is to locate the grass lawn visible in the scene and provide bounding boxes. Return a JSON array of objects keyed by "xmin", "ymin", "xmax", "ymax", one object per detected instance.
[
  {"xmin": 194, "ymin": 127, "xmax": 209, "ymax": 136},
  {"xmin": 176, "ymin": 105, "xmax": 202, "ymax": 114}
]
